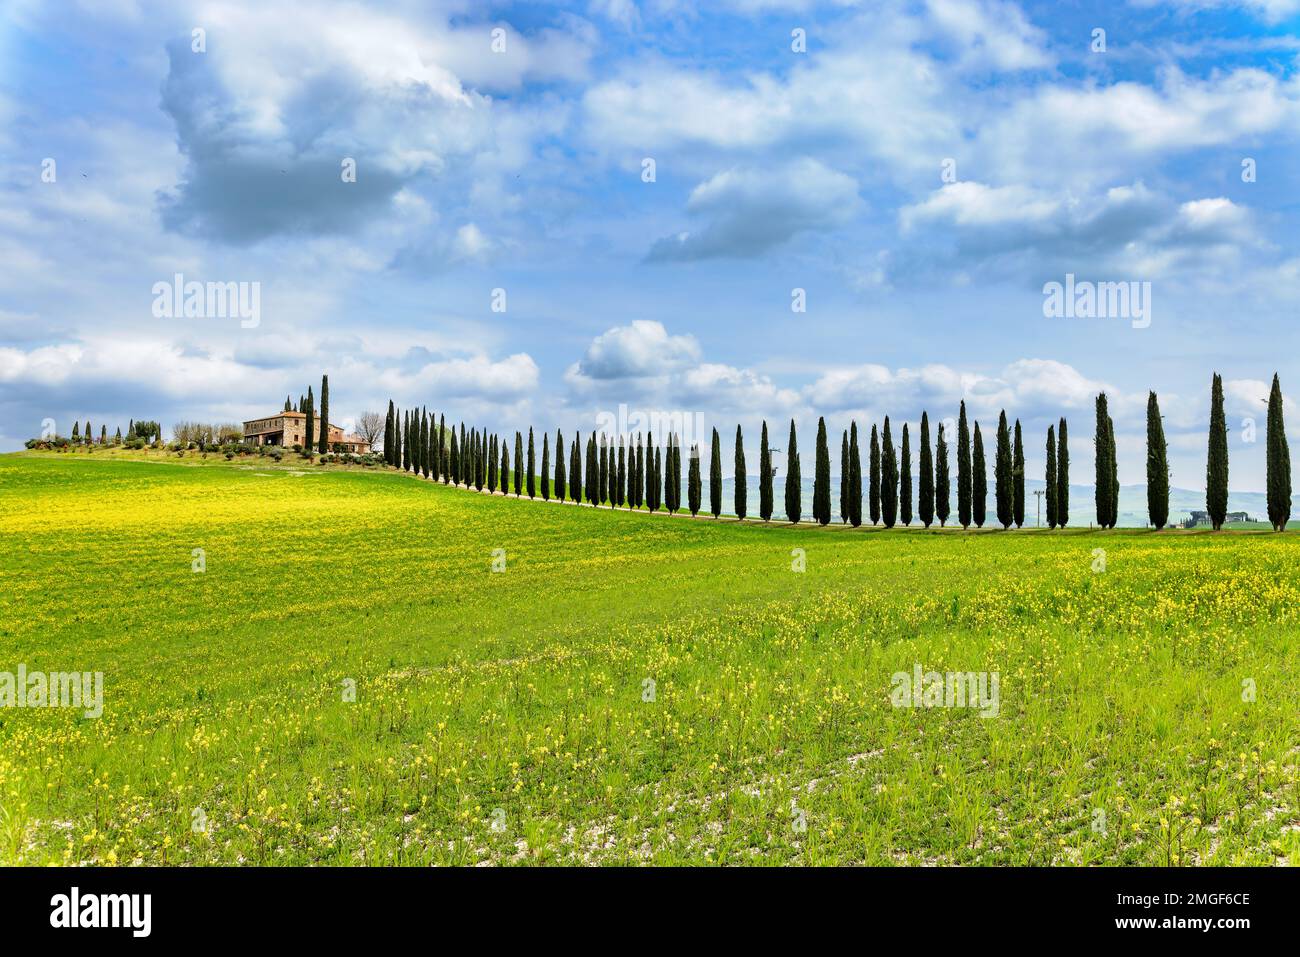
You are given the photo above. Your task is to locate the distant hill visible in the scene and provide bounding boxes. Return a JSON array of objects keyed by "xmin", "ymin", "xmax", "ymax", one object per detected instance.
[{"xmin": 718, "ymin": 476, "xmax": 1267, "ymax": 528}]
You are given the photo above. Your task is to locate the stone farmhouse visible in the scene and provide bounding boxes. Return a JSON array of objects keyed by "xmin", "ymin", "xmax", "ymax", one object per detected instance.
[{"xmin": 242, "ymin": 410, "xmax": 371, "ymax": 454}]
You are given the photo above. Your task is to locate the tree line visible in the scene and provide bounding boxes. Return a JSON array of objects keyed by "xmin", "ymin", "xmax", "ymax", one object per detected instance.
[{"xmin": 375, "ymin": 371, "xmax": 1291, "ymax": 532}]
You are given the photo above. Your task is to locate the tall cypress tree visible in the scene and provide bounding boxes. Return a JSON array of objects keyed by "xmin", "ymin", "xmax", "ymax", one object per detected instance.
[
  {"xmin": 554, "ymin": 430, "xmax": 565, "ymax": 501},
  {"xmin": 571, "ymin": 432, "xmax": 582, "ymax": 503},
  {"xmin": 734, "ymin": 425, "xmax": 747, "ymax": 521},
  {"xmin": 449, "ymin": 423, "xmax": 459, "ymax": 484},
  {"xmin": 899, "ymin": 423, "xmax": 912, "ymax": 527},
  {"xmin": 972, "ymin": 423, "xmax": 987, "ymax": 528},
  {"xmin": 586, "ymin": 434, "xmax": 598, "ymax": 505},
  {"xmin": 688, "ymin": 443, "xmax": 702, "ymax": 516},
  {"xmin": 653, "ymin": 445, "xmax": 662, "ymax": 512},
  {"xmin": 849, "ymin": 421, "xmax": 863, "ymax": 528},
  {"xmin": 384, "ymin": 400, "xmax": 395, "ymax": 465},
  {"xmin": 1013, "ymin": 419, "xmax": 1025, "ymax": 528},
  {"xmin": 1207, "ymin": 372, "xmax": 1228, "ymax": 531},
  {"xmin": 1146, "ymin": 392, "xmax": 1169, "ymax": 529},
  {"xmin": 785, "ymin": 419, "xmax": 801, "ymax": 524},
  {"xmin": 759, "ymin": 421, "xmax": 773, "ymax": 522},
  {"xmin": 710, "ymin": 427, "xmax": 722, "ymax": 518},
  {"xmin": 995, "ymin": 410, "xmax": 1012, "ymax": 529},
  {"xmin": 813, "ymin": 417, "xmax": 831, "ymax": 526},
  {"xmin": 515, "ymin": 432, "xmax": 524, "ymax": 496},
  {"xmin": 669, "ymin": 433, "xmax": 682, "ymax": 514},
  {"xmin": 869, "ymin": 424, "xmax": 881, "ymax": 525},
  {"xmin": 881, "ymin": 417, "xmax": 898, "ymax": 528},
  {"xmin": 1266, "ymin": 373, "xmax": 1291, "ymax": 531},
  {"xmin": 617, "ymin": 438, "xmax": 627, "ymax": 507},
  {"xmin": 598, "ymin": 435, "xmax": 608, "ymax": 505},
  {"xmin": 318, "ymin": 375, "xmax": 329, "ymax": 453},
  {"xmin": 957, "ymin": 401, "xmax": 972, "ymax": 529},
  {"xmin": 1094, "ymin": 393, "xmax": 1112, "ymax": 528},
  {"xmin": 935, "ymin": 422, "xmax": 951, "ymax": 527},
  {"xmin": 439, "ymin": 414, "xmax": 448, "ymax": 482},
  {"xmin": 541, "ymin": 432, "xmax": 551, "ymax": 501},
  {"xmin": 500, "ymin": 439, "xmax": 510, "ymax": 496},
  {"xmin": 1108, "ymin": 414, "xmax": 1119, "ymax": 529},
  {"xmin": 919, "ymin": 413, "xmax": 934, "ymax": 528},
  {"xmin": 1057, "ymin": 418, "xmax": 1069, "ymax": 528},
  {"xmin": 839, "ymin": 430, "xmax": 849, "ymax": 523},
  {"xmin": 1045, "ymin": 425, "xmax": 1058, "ymax": 529},
  {"xmin": 488, "ymin": 434, "xmax": 498, "ymax": 492},
  {"xmin": 305, "ymin": 386, "xmax": 315, "ymax": 456}
]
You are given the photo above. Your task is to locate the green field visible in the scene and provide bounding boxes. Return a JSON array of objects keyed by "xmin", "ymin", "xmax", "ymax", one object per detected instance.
[{"xmin": 1, "ymin": 451, "xmax": 1297, "ymax": 866}]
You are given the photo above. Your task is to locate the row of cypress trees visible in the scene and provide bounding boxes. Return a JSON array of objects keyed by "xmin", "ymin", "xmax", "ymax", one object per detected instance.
[{"xmin": 375, "ymin": 374, "xmax": 1292, "ymax": 532}]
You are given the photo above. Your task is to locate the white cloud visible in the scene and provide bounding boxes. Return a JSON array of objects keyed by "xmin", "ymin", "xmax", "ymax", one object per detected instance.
[
  {"xmin": 567, "ymin": 320, "xmax": 700, "ymax": 380},
  {"xmin": 648, "ymin": 158, "xmax": 860, "ymax": 260}
]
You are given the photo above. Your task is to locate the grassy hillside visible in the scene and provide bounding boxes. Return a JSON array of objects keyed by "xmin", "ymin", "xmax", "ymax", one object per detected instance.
[{"xmin": 1, "ymin": 452, "xmax": 1297, "ymax": 865}]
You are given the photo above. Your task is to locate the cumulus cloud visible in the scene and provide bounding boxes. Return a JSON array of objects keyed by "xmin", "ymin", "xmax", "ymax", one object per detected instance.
[
  {"xmin": 647, "ymin": 159, "xmax": 861, "ymax": 261},
  {"xmin": 567, "ymin": 320, "xmax": 700, "ymax": 380},
  {"xmin": 896, "ymin": 180, "xmax": 1261, "ymax": 283},
  {"xmin": 156, "ymin": 1, "xmax": 585, "ymax": 245}
]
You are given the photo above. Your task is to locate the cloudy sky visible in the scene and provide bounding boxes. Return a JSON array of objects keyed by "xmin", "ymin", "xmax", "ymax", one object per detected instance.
[{"xmin": 2, "ymin": 0, "xmax": 1299, "ymax": 490}]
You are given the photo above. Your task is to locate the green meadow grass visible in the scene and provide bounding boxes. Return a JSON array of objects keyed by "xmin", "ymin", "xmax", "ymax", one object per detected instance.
[{"xmin": 0, "ymin": 451, "xmax": 1297, "ymax": 865}]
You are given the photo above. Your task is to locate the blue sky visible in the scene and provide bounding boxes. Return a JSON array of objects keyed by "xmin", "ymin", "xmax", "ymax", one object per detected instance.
[{"xmin": 2, "ymin": 0, "xmax": 1299, "ymax": 491}]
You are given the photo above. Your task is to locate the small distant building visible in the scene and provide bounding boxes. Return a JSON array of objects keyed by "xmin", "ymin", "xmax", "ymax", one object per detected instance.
[
  {"xmin": 1185, "ymin": 509, "xmax": 1252, "ymax": 528},
  {"xmin": 242, "ymin": 410, "xmax": 371, "ymax": 453}
]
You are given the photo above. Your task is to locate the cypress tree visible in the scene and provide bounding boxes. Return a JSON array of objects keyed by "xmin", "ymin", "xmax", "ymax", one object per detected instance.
[
  {"xmin": 900, "ymin": 423, "xmax": 912, "ymax": 527},
  {"xmin": 570, "ymin": 433, "xmax": 581, "ymax": 503},
  {"xmin": 449, "ymin": 424, "xmax": 459, "ymax": 484},
  {"xmin": 423, "ymin": 413, "xmax": 432, "ymax": 478},
  {"xmin": 849, "ymin": 421, "xmax": 862, "ymax": 528},
  {"xmin": 72, "ymin": 421, "xmax": 79, "ymax": 442},
  {"xmin": 995, "ymin": 410, "xmax": 1012, "ymax": 529},
  {"xmin": 617, "ymin": 438, "xmax": 626, "ymax": 507},
  {"xmin": 1207, "ymin": 372, "xmax": 1228, "ymax": 531},
  {"xmin": 1108, "ymin": 414, "xmax": 1119, "ymax": 528},
  {"xmin": 318, "ymin": 375, "xmax": 329, "ymax": 453},
  {"xmin": 1267, "ymin": 373, "xmax": 1291, "ymax": 531},
  {"xmin": 881, "ymin": 417, "xmax": 898, "ymax": 528},
  {"xmin": 1146, "ymin": 392, "xmax": 1169, "ymax": 529},
  {"xmin": 554, "ymin": 430, "xmax": 565, "ymax": 501},
  {"xmin": 957, "ymin": 401, "xmax": 972, "ymax": 529},
  {"xmin": 839, "ymin": 430, "xmax": 849, "ymax": 524},
  {"xmin": 735, "ymin": 425, "xmax": 747, "ymax": 521},
  {"xmin": 305, "ymin": 387, "xmax": 315, "ymax": 457},
  {"xmin": 919, "ymin": 412, "xmax": 934, "ymax": 528},
  {"xmin": 384, "ymin": 400, "xmax": 395, "ymax": 465},
  {"xmin": 1045, "ymin": 425, "xmax": 1058, "ymax": 529},
  {"xmin": 439, "ymin": 414, "xmax": 448, "ymax": 482},
  {"xmin": 585, "ymin": 434, "xmax": 597, "ymax": 505},
  {"xmin": 935, "ymin": 422, "xmax": 951, "ymax": 527},
  {"xmin": 785, "ymin": 419, "xmax": 801, "ymax": 524},
  {"xmin": 541, "ymin": 432, "xmax": 551, "ymax": 501},
  {"xmin": 1013, "ymin": 419, "xmax": 1025, "ymax": 528},
  {"xmin": 654, "ymin": 436, "xmax": 664, "ymax": 512},
  {"xmin": 688, "ymin": 443, "xmax": 702, "ymax": 516},
  {"xmin": 710, "ymin": 427, "xmax": 722, "ymax": 518},
  {"xmin": 515, "ymin": 432, "xmax": 524, "ymax": 496},
  {"xmin": 114, "ymin": 427, "xmax": 121, "ymax": 443},
  {"xmin": 813, "ymin": 417, "xmax": 831, "ymax": 526},
  {"xmin": 1094, "ymin": 394, "xmax": 1112, "ymax": 528},
  {"xmin": 670, "ymin": 433, "xmax": 683, "ymax": 514},
  {"xmin": 1057, "ymin": 418, "xmax": 1069, "ymax": 527},
  {"xmin": 488, "ymin": 435, "xmax": 498, "ymax": 492},
  {"xmin": 972, "ymin": 423, "xmax": 987, "ymax": 528},
  {"xmin": 598, "ymin": 435, "xmax": 608, "ymax": 505},
  {"xmin": 759, "ymin": 421, "xmax": 773, "ymax": 522},
  {"xmin": 869, "ymin": 424, "xmax": 881, "ymax": 525},
  {"xmin": 634, "ymin": 434, "xmax": 645, "ymax": 509}
]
